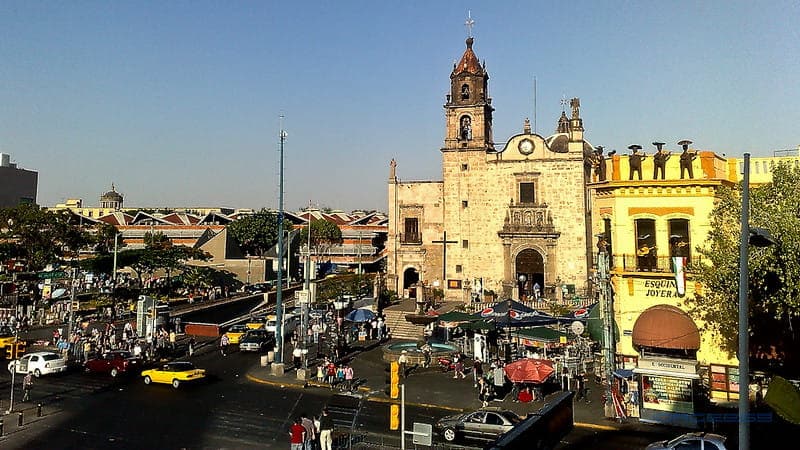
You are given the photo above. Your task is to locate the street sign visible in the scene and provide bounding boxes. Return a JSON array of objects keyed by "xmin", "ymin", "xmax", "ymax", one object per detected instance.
[
  {"xmin": 37, "ymin": 271, "xmax": 67, "ymax": 279},
  {"xmin": 411, "ymin": 423, "xmax": 433, "ymax": 446},
  {"xmin": 296, "ymin": 290, "xmax": 309, "ymax": 304}
]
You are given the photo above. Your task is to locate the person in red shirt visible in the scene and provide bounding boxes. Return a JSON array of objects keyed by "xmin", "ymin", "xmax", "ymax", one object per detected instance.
[
  {"xmin": 517, "ymin": 386, "xmax": 534, "ymax": 403},
  {"xmin": 289, "ymin": 417, "xmax": 306, "ymax": 450}
]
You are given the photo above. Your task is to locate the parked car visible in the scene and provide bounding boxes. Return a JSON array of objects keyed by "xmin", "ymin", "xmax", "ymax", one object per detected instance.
[
  {"xmin": 244, "ymin": 282, "xmax": 273, "ymax": 295},
  {"xmin": 434, "ymin": 407, "xmax": 521, "ymax": 443},
  {"xmin": 84, "ymin": 350, "xmax": 143, "ymax": 377},
  {"xmin": 142, "ymin": 361, "xmax": 206, "ymax": 389},
  {"xmin": 226, "ymin": 324, "xmax": 250, "ymax": 344},
  {"xmin": 239, "ymin": 329, "xmax": 275, "ymax": 352},
  {"xmin": 8, "ymin": 351, "xmax": 68, "ymax": 377},
  {"xmin": 645, "ymin": 432, "xmax": 728, "ymax": 450}
]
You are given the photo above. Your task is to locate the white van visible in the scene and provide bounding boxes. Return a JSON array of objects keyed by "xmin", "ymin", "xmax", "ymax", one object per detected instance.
[{"xmin": 265, "ymin": 315, "xmax": 298, "ymax": 335}]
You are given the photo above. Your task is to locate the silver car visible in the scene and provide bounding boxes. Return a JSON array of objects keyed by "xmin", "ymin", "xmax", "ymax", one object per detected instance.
[
  {"xmin": 434, "ymin": 408, "xmax": 521, "ymax": 443},
  {"xmin": 645, "ymin": 432, "xmax": 727, "ymax": 450}
]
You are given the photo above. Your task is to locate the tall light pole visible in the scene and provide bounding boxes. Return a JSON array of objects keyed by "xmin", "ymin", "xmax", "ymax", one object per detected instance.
[
  {"xmin": 300, "ymin": 200, "xmax": 312, "ymax": 369},
  {"xmin": 738, "ymin": 153, "xmax": 751, "ymax": 450},
  {"xmin": 738, "ymin": 153, "xmax": 775, "ymax": 450},
  {"xmin": 274, "ymin": 116, "xmax": 287, "ymax": 367},
  {"xmin": 112, "ymin": 232, "xmax": 120, "ymax": 285}
]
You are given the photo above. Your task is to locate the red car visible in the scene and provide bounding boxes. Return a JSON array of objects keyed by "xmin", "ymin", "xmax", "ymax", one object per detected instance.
[{"xmin": 85, "ymin": 350, "xmax": 143, "ymax": 377}]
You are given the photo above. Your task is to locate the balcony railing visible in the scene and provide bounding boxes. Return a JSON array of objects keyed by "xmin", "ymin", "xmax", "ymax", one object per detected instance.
[
  {"xmin": 502, "ymin": 204, "xmax": 556, "ymax": 234},
  {"xmin": 400, "ymin": 232, "xmax": 422, "ymax": 245},
  {"xmin": 600, "ymin": 253, "xmax": 704, "ymax": 273}
]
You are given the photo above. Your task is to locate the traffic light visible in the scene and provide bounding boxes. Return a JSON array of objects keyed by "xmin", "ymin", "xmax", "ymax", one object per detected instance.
[
  {"xmin": 15, "ymin": 341, "xmax": 25, "ymax": 358},
  {"xmin": 390, "ymin": 361, "xmax": 399, "ymax": 399},
  {"xmin": 4, "ymin": 344, "xmax": 13, "ymax": 360},
  {"xmin": 389, "ymin": 404, "xmax": 399, "ymax": 431}
]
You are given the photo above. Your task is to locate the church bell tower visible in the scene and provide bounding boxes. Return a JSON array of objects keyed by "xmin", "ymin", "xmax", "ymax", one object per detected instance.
[{"xmin": 443, "ymin": 36, "xmax": 494, "ymax": 152}]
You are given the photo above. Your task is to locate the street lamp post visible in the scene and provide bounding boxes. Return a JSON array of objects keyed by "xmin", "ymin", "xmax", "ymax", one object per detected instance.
[
  {"xmin": 738, "ymin": 153, "xmax": 775, "ymax": 450},
  {"xmin": 274, "ymin": 117, "xmax": 287, "ymax": 367}
]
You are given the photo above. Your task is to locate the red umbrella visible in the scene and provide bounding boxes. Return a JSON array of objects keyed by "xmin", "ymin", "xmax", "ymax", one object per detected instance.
[{"xmin": 503, "ymin": 358, "xmax": 555, "ymax": 383}]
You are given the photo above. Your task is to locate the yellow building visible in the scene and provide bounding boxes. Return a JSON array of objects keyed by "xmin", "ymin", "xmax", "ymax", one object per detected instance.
[{"xmin": 589, "ymin": 144, "xmax": 800, "ymax": 422}]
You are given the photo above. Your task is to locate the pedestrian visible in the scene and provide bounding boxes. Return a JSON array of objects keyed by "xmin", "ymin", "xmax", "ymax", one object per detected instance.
[
  {"xmin": 318, "ymin": 408, "xmax": 335, "ymax": 450},
  {"xmin": 472, "ymin": 358, "xmax": 483, "ymax": 387},
  {"xmin": 576, "ymin": 372, "xmax": 587, "ymax": 401},
  {"xmin": 561, "ymin": 368, "xmax": 570, "ymax": 391},
  {"xmin": 220, "ymin": 333, "xmax": 230, "ymax": 356},
  {"xmin": 421, "ymin": 342, "xmax": 432, "ymax": 368},
  {"xmin": 289, "ymin": 416, "xmax": 306, "ymax": 450},
  {"xmin": 343, "ymin": 364, "xmax": 354, "ymax": 392},
  {"xmin": 398, "ymin": 350, "xmax": 408, "ymax": 378},
  {"xmin": 316, "ymin": 363, "xmax": 324, "ymax": 383},
  {"xmin": 188, "ymin": 337, "xmax": 196, "ymax": 357},
  {"xmin": 326, "ymin": 360, "xmax": 337, "ymax": 389},
  {"xmin": 23, "ymin": 371, "xmax": 33, "ymax": 402},
  {"xmin": 478, "ymin": 377, "xmax": 490, "ymax": 407},
  {"xmin": 453, "ymin": 356, "xmax": 465, "ymax": 379},
  {"xmin": 293, "ymin": 345, "xmax": 303, "ymax": 369},
  {"xmin": 169, "ymin": 329, "xmax": 177, "ymax": 351},
  {"xmin": 300, "ymin": 412, "xmax": 316, "ymax": 450}
]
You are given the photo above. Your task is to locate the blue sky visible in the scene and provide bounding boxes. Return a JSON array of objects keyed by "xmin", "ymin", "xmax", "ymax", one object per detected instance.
[{"xmin": 1, "ymin": 1, "xmax": 798, "ymax": 212}]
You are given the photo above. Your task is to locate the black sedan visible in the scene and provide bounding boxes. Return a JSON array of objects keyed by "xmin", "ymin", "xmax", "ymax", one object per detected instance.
[
  {"xmin": 239, "ymin": 330, "xmax": 274, "ymax": 352},
  {"xmin": 434, "ymin": 407, "xmax": 521, "ymax": 443}
]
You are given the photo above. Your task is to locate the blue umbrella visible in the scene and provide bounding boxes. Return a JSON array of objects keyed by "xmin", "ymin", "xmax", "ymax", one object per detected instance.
[{"xmin": 345, "ymin": 308, "xmax": 376, "ymax": 323}]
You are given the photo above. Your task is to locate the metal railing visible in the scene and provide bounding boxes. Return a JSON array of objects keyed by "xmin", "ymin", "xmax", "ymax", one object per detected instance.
[{"xmin": 605, "ymin": 253, "xmax": 703, "ymax": 273}]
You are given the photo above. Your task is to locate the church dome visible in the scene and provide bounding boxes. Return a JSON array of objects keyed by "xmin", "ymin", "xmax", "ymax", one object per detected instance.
[
  {"xmin": 545, "ymin": 133, "xmax": 570, "ymax": 153},
  {"xmin": 101, "ymin": 189, "xmax": 122, "ymax": 202}
]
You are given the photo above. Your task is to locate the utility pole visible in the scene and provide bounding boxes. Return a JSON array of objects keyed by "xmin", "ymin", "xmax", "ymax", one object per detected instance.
[
  {"xmin": 6, "ymin": 324, "xmax": 19, "ymax": 414},
  {"xmin": 112, "ymin": 232, "xmax": 120, "ymax": 285},
  {"xmin": 301, "ymin": 200, "xmax": 312, "ymax": 369},
  {"xmin": 69, "ymin": 267, "xmax": 77, "ymax": 336},
  {"xmin": 598, "ymin": 248, "xmax": 616, "ymax": 418},
  {"xmin": 274, "ymin": 116, "xmax": 287, "ymax": 367}
]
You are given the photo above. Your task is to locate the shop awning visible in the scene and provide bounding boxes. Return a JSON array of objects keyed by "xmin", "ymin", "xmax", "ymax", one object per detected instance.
[
  {"xmin": 460, "ymin": 320, "xmax": 495, "ymax": 331},
  {"xmin": 437, "ymin": 310, "xmax": 477, "ymax": 323},
  {"xmin": 613, "ymin": 369, "xmax": 634, "ymax": 379},
  {"xmin": 633, "ymin": 367, "xmax": 700, "ymax": 379},
  {"xmin": 512, "ymin": 326, "xmax": 567, "ymax": 343}
]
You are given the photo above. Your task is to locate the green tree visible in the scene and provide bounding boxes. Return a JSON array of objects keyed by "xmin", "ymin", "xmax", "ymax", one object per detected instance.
[
  {"xmin": 298, "ymin": 219, "xmax": 343, "ymax": 259},
  {"xmin": 227, "ymin": 209, "xmax": 293, "ymax": 256},
  {"xmin": 0, "ymin": 204, "xmax": 91, "ymax": 270},
  {"xmin": 685, "ymin": 161, "xmax": 800, "ymax": 371},
  {"xmin": 92, "ymin": 222, "xmax": 122, "ymax": 254}
]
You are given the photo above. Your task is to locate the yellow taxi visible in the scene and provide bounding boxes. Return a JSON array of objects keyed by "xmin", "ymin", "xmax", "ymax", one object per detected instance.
[
  {"xmin": 142, "ymin": 361, "xmax": 206, "ymax": 389},
  {"xmin": 226, "ymin": 324, "xmax": 250, "ymax": 344},
  {"xmin": 246, "ymin": 314, "xmax": 273, "ymax": 330}
]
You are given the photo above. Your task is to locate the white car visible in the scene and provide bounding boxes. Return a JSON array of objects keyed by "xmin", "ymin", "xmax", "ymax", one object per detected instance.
[{"xmin": 8, "ymin": 351, "xmax": 68, "ymax": 377}]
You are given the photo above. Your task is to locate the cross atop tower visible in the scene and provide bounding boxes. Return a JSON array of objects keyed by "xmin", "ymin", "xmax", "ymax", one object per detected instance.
[
  {"xmin": 560, "ymin": 95, "xmax": 568, "ymax": 112},
  {"xmin": 465, "ymin": 10, "xmax": 475, "ymax": 38}
]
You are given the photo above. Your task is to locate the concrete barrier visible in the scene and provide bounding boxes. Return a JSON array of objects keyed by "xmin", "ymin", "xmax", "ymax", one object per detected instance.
[{"xmin": 184, "ymin": 322, "xmax": 220, "ymax": 337}]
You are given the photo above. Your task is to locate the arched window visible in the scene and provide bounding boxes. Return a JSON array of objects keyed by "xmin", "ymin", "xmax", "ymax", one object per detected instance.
[{"xmin": 461, "ymin": 84, "xmax": 470, "ymax": 100}]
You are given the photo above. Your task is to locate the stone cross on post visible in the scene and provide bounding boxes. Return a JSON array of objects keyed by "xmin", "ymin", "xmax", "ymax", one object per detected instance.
[{"xmin": 431, "ymin": 231, "xmax": 458, "ymax": 289}]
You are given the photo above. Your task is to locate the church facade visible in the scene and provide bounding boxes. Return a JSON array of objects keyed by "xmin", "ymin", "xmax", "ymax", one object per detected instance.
[{"xmin": 387, "ymin": 36, "xmax": 595, "ymax": 302}]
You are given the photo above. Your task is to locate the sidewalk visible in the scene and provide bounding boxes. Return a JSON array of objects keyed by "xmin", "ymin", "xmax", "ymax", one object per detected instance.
[{"xmin": 246, "ymin": 339, "xmax": 650, "ymax": 433}]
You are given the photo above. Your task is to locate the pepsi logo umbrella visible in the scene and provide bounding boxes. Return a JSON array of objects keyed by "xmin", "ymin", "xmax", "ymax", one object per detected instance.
[
  {"xmin": 503, "ymin": 358, "xmax": 555, "ymax": 384},
  {"xmin": 345, "ymin": 308, "xmax": 376, "ymax": 323}
]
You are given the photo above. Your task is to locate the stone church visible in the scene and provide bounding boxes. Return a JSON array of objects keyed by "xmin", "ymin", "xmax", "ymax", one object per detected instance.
[{"xmin": 387, "ymin": 36, "xmax": 595, "ymax": 303}]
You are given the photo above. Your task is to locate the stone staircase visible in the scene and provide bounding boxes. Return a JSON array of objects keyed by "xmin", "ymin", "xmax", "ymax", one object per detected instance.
[{"xmin": 383, "ymin": 308, "xmax": 424, "ymax": 340}]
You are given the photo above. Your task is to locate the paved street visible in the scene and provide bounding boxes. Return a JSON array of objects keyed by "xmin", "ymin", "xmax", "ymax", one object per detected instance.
[{"xmin": 0, "ymin": 334, "xmax": 700, "ymax": 450}]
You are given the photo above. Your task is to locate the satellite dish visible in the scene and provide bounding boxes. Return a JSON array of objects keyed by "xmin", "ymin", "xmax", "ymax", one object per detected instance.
[{"xmin": 571, "ymin": 321, "xmax": 585, "ymax": 336}]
